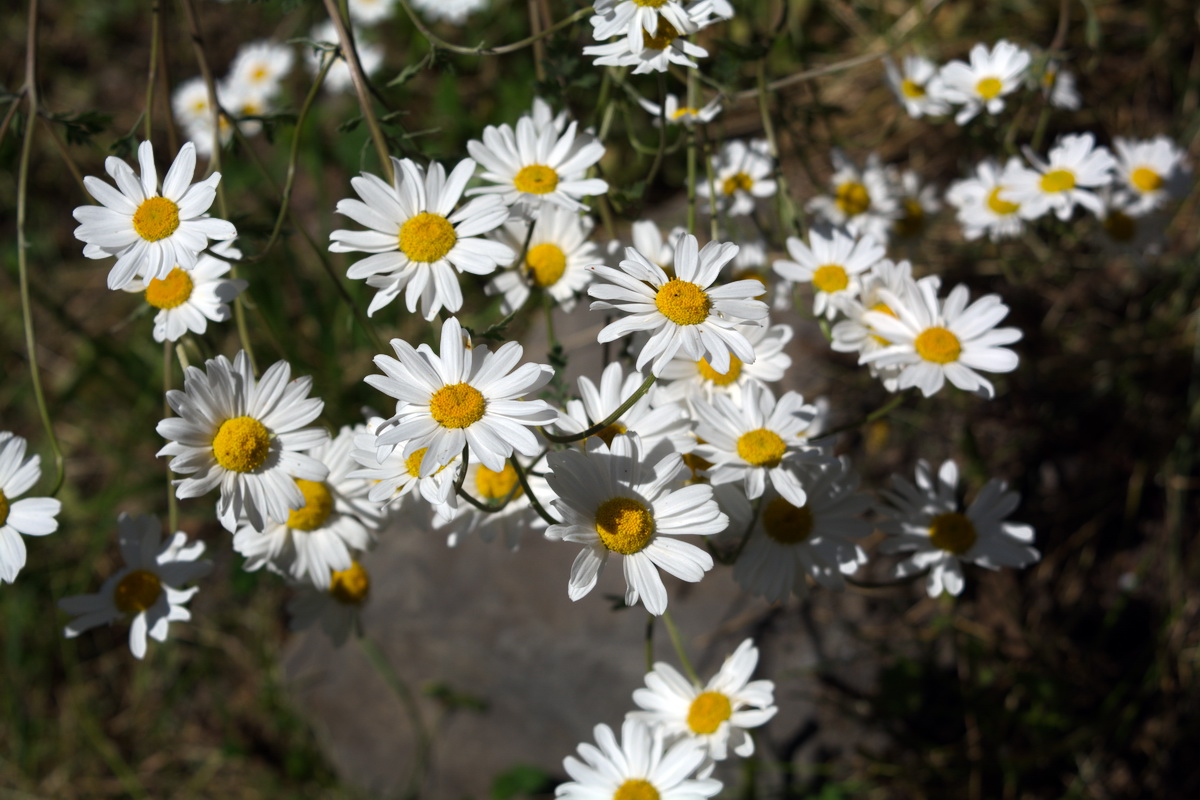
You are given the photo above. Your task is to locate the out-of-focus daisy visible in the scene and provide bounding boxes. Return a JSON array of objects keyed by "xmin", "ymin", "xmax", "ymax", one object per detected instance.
[
  {"xmin": 529, "ymin": 96, "xmax": 569, "ymax": 137},
  {"xmin": 330, "ymin": 156, "xmax": 512, "ymax": 318},
  {"xmin": 773, "ymin": 227, "xmax": 885, "ymax": 319},
  {"xmin": 156, "ymin": 351, "xmax": 329, "ymax": 532},
  {"xmin": 630, "ymin": 219, "xmax": 687, "ymax": 275},
  {"xmin": 938, "ymin": 40, "xmax": 1031, "ymax": 125},
  {"xmin": 879, "ymin": 459, "xmax": 1040, "ymax": 597},
  {"xmin": 807, "ymin": 150, "xmax": 898, "ymax": 242},
  {"xmin": 350, "ymin": 416, "xmax": 463, "ymax": 512},
  {"xmin": 288, "ymin": 561, "xmax": 371, "ymax": 646},
  {"xmin": 307, "ymin": 21, "xmax": 383, "ymax": 94},
  {"xmin": 656, "ymin": 322, "xmax": 793, "ymax": 408},
  {"xmin": 172, "ymin": 76, "xmax": 214, "ymax": 131},
  {"xmin": 697, "ymin": 139, "xmax": 776, "ymax": 217},
  {"xmin": 589, "ymin": 234, "xmax": 769, "ymax": 377},
  {"xmin": 1112, "ymin": 135, "xmax": 1191, "ymax": 215},
  {"xmin": 638, "ymin": 92, "xmax": 722, "ymax": 126},
  {"xmin": 884, "ymin": 55, "xmax": 949, "ymax": 118},
  {"xmin": 58, "ymin": 514, "xmax": 210, "ymax": 659},
  {"xmin": 485, "ymin": 205, "xmax": 598, "ymax": 313},
  {"xmin": 1006, "ymin": 133, "xmax": 1116, "ymax": 220},
  {"xmin": 945, "ymin": 157, "xmax": 1027, "ymax": 241},
  {"xmin": 1035, "ymin": 61, "xmax": 1080, "ymax": 110},
  {"xmin": 889, "ymin": 167, "xmax": 941, "ymax": 240},
  {"xmin": 0, "ymin": 432, "xmax": 61, "ymax": 585},
  {"xmin": 348, "ymin": 0, "xmax": 397, "ymax": 25},
  {"xmin": 584, "ymin": 17, "xmax": 708, "ymax": 74},
  {"xmin": 124, "ymin": 240, "xmax": 247, "ymax": 343},
  {"xmin": 366, "ymin": 317, "xmax": 558, "ymax": 476},
  {"xmin": 73, "ymin": 141, "xmax": 238, "ymax": 290},
  {"xmin": 544, "ymin": 434, "xmax": 727, "ymax": 615},
  {"xmin": 630, "ymin": 638, "xmax": 777, "ymax": 760},
  {"xmin": 226, "ymin": 40, "xmax": 294, "ymax": 98},
  {"xmin": 409, "ymin": 0, "xmax": 489, "ymax": 24}
]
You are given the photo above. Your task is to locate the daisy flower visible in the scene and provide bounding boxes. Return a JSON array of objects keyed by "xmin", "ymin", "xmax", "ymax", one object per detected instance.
[
  {"xmin": 637, "ymin": 92, "xmax": 722, "ymax": 126},
  {"xmin": 409, "ymin": 0, "xmax": 489, "ymax": 24},
  {"xmin": 156, "ymin": 351, "xmax": 329, "ymax": 533},
  {"xmin": 589, "ymin": 0, "xmax": 699, "ymax": 56},
  {"xmin": 588, "ymin": 234, "xmax": 769, "ymax": 377},
  {"xmin": 656, "ymin": 322, "xmax": 793, "ymax": 409},
  {"xmin": 862, "ymin": 280, "xmax": 1021, "ymax": 399},
  {"xmin": 630, "ymin": 638, "xmax": 777, "ymax": 760},
  {"xmin": 806, "ymin": 150, "xmax": 898, "ymax": 242},
  {"xmin": 1112, "ymin": 136, "xmax": 1191, "ymax": 215},
  {"xmin": 365, "ymin": 317, "xmax": 559, "ymax": 476},
  {"xmin": 1034, "ymin": 61, "xmax": 1080, "ymax": 110},
  {"xmin": 889, "ymin": 167, "xmax": 941, "ymax": 240},
  {"xmin": 944, "ymin": 157, "xmax": 1027, "ymax": 241},
  {"xmin": 485, "ymin": 204, "xmax": 598, "ymax": 313},
  {"xmin": 879, "ymin": 459, "xmax": 1040, "ymax": 597},
  {"xmin": 226, "ymin": 40, "xmax": 294, "ymax": 98},
  {"xmin": 348, "ymin": 0, "xmax": 397, "ymax": 26},
  {"xmin": 1006, "ymin": 133, "xmax": 1117, "ymax": 221},
  {"xmin": 884, "ymin": 55, "xmax": 950, "ymax": 118},
  {"xmin": 172, "ymin": 76, "xmax": 214, "ymax": 130},
  {"xmin": 330, "ymin": 156, "xmax": 513, "ymax": 318},
  {"xmin": 58, "ymin": 513, "xmax": 210, "ymax": 659},
  {"xmin": 288, "ymin": 561, "xmax": 371, "ymax": 646},
  {"xmin": 73, "ymin": 140, "xmax": 238, "ymax": 290},
  {"xmin": 697, "ymin": 139, "xmax": 776, "ymax": 217},
  {"xmin": 467, "ymin": 117, "xmax": 608, "ymax": 212},
  {"xmin": 124, "ymin": 239, "xmax": 247, "ymax": 343},
  {"xmin": 584, "ymin": 18, "xmax": 708, "ymax": 74},
  {"xmin": 0, "ymin": 432, "xmax": 61, "ymax": 584},
  {"xmin": 937, "ymin": 40, "xmax": 1031, "ymax": 125},
  {"xmin": 773, "ymin": 227, "xmax": 886, "ymax": 319},
  {"xmin": 307, "ymin": 21, "xmax": 383, "ymax": 94},
  {"xmin": 349, "ymin": 415, "xmax": 464, "ymax": 512},
  {"xmin": 556, "ymin": 719, "xmax": 721, "ymax": 800},
  {"xmin": 544, "ymin": 433, "xmax": 728, "ymax": 615}
]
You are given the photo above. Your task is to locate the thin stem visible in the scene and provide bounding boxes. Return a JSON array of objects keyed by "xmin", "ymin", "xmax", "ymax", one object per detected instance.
[
  {"xmin": 164, "ymin": 339, "xmax": 179, "ymax": 532},
  {"xmin": 733, "ymin": 51, "xmax": 887, "ymax": 101},
  {"xmin": 144, "ymin": 1, "xmax": 161, "ymax": 142},
  {"xmin": 358, "ymin": 638, "xmax": 432, "ymax": 800},
  {"xmin": 528, "ymin": 0, "xmax": 546, "ymax": 83},
  {"xmin": 815, "ymin": 392, "xmax": 905, "ymax": 441},
  {"xmin": 539, "ymin": 373, "xmax": 656, "ymax": 444},
  {"xmin": 510, "ymin": 456, "xmax": 559, "ymax": 526},
  {"xmin": 661, "ymin": 610, "xmax": 699, "ymax": 684},
  {"xmin": 321, "ymin": 0, "xmax": 393, "ymax": 181},
  {"xmin": 644, "ymin": 614, "xmax": 655, "ymax": 672},
  {"xmin": 453, "ymin": 444, "xmax": 470, "ymax": 493},
  {"xmin": 0, "ymin": 88, "xmax": 27, "ymax": 149},
  {"xmin": 686, "ymin": 69, "xmax": 698, "ymax": 235},
  {"xmin": 396, "ymin": 0, "xmax": 593, "ymax": 57}
]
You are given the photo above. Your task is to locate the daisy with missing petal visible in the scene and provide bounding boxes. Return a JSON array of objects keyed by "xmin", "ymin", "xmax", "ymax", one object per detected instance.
[
  {"xmin": 330, "ymin": 156, "xmax": 513, "ymax": 318},
  {"xmin": 862, "ymin": 281, "xmax": 1021, "ymax": 399},
  {"xmin": 885, "ymin": 55, "xmax": 950, "ymax": 118},
  {"xmin": 630, "ymin": 638, "xmax": 777, "ymax": 760},
  {"xmin": 156, "ymin": 351, "xmax": 329, "ymax": 533},
  {"xmin": 125, "ymin": 240, "xmax": 247, "ymax": 343},
  {"xmin": 773, "ymin": 227, "xmax": 885, "ymax": 319},
  {"xmin": 0, "ymin": 432, "xmax": 61, "ymax": 584},
  {"xmin": 1006, "ymin": 133, "xmax": 1117, "ymax": 221},
  {"xmin": 544, "ymin": 433, "xmax": 728, "ymax": 615},
  {"xmin": 73, "ymin": 141, "xmax": 238, "ymax": 290},
  {"xmin": 697, "ymin": 139, "xmax": 776, "ymax": 217},
  {"xmin": 638, "ymin": 92, "xmax": 722, "ymax": 126},
  {"xmin": 937, "ymin": 40, "xmax": 1031, "ymax": 125},
  {"xmin": 366, "ymin": 317, "xmax": 559, "ymax": 476},
  {"xmin": 58, "ymin": 514, "xmax": 210, "ymax": 659},
  {"xmin": 879, "ymin": 459, "xmax": 1040, "ymax": 597},
  {"xmin": 349, "ymin": 415, "xmax": 464, "ymax": 512},
  {"xmin": 288, "ymin": 561, "xmax": 371, "ymax": 646},
  {"xmin": 945, "ymin": 157, "xmax": 1027, "ymax": 241},
  {"xmin": 806, "ymin": 150, "xmax": 898, "ymax": 242},
  {"xmin": 656, "ymin": 322, "xmax": 793, "ymax": 409},
  {"xmin": 589, "ymin": 234, "xmax": 769, "ymax": 377},
  {"xmin": 1112, "ymin": 136, "xmax": 1191, "ymax": 215},
  {"xmin": 485, "ymin": 205, "xmax": 598, "ymax": 313}
]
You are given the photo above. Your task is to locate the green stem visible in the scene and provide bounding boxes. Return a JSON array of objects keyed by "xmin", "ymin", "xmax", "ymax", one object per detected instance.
[
  {"xmin": 358, "ymin": 638, "xmax": 432, "ymax": 800},
  {"xmin": 816, "ymin": 392, "xmax": 905, "ymax": 440},
  {"xmin": 396, "ymin": 0, "xmax": 593, "ymax": 57},
  {"xmin": 510, "ymin": 456, "xmax": 558, "ymax": 526},
  {"xmin": 539, "ymin": 373, "xmax": 656, "ymax": 444},
  {"xmin": 144, "ymin": 0, "xmax": 161, "ymax": 142},
  {"xmin": 322, "ymin": 0, "xmax": 393, "ymax": 181},
  {"xmin": 661, "ymin": 610, "xmax": 700, "ymax": 684}
]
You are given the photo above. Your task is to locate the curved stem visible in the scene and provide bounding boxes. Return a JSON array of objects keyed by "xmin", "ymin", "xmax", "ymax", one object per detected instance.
[
  {"xmin": 815, "ymin": 392, "xmax": 905, "ymax": 441},
  {"xmin": 358, "ymin": 638, "xmax": 432, "ymax": 800},
  {"xmin": 539, "ymin": 373, "xmax": 656, "ymax": 444},
  {"xmin": 510, "ymin": 456, "xmax": 558, "ymax": 526},
  {"xmin": 397, "ymin": 0, "xmax": 593, "ymax": 57},
  {"xmin": 661, "ymin": 610, "xmax": 699, "ymax": 684},
  {"xmin": 322, "ymin": 0, "xmax": 393, "ymax": 181}
]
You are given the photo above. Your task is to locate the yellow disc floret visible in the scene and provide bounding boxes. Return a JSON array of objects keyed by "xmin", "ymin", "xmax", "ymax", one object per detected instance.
[
  {"xmin": 633, "ymin": 0, "xmax": 668, "ymax": 7},
  {"xmin": 1130, "ymin": 166, "xmax": 1163, "ymax": 193},
  {"xmin": 144, "ymin": 267, "xmax": 195, "ymax": 309},
  {"xmin": 132, "ymin": 196, "xmax": 181, "ymax": 242},
  {"xmin": 928, "ymin": 511, "xmax": 978, "ymax": 555},
  {"xmin": 894, "ymin": 198, "xmax": 926, "ymax": 238},
  {"xmin": 687, "ymin": 691, "xmax": 733, "ymax": 735},
  {"xmin": 975, "ymin": 77, "xmax": 1003, "ymax": 100},
  {"xmin": 736, "ymin": 428, "xmax": 787, "ymax": 468},
  {"xmin": 642, "ymin": 19, "xmax": 680, "ymax": 51},
  {"xmin": 212, "ymin": 416, "xmax": 272, "ymax": 473},
  {"xmin": 722, "ymin": 172, "xmax": 753, "ymax": 196},
  {"xmin": 655, "ymin": 278, "xmax": 711, "ymax": 325},
  {"xmin": 594, "ymin": 496, "xmax": 655, "ymax": 555},
  {"xmin": 834, "ymin": 181, "xmax": 870, "ymax": 217},
  {"xmin": 513, "ymin": 164, "xmax": 559, "ymax": 195},
  {"xmin": 914, "ymin": 327, "xmax": 962, "ymax": 364},
  {"xmin": 901, "ymin": 78, "xmax": 926, "ymax": 99},
  {"xmin": 614, "ymin": 779, "xmax": 660, "ymax": 800},
  {"xmin": 399, "ymin": 212, "xmax": 457, "ymax": 263},
  {"xmin": 525, "ymin": 243, "xmax": 567, "ymax": 287},
  {"xmin": 329, "ymin": 561, "xmax": 370, "ymax": 605},
  {"xmin": 697, "ymin": 355, "xmax": 742, "ymax": 387},
  {"xmin": 1039, "ymin": 169, "xmax": 1076, "ymax": 193},
  {"xmin": 286, "ymin": 479, "xmax": 335, "ymax": 531},
  {"xmin": 475, "ymin": 462, "xmax": 521, "ymax": 501},
  {"xmin": 0, "ymin": 490, "xmax": 8, "ymax": 526},
  {"xmin": 986, "ymin": 187, "xmax": 1019, "ymax": 215},
  {"xmin": 114, "ymin": 569, "xmax": 163, "ymax": 614},
  {"xmin": 429, "ymin": 383, "xmax": 487, "ymax": 429},
  {"xmin": 811, "ymin": 264, "xmax": 849, "ymax": 294},
  {"xmin": 593, "ymin": 422, "xmax": 628, "ymax": 448},
  {"xmin": 762, "ymin": 496, "xmax": 814, "ymax": 545}
]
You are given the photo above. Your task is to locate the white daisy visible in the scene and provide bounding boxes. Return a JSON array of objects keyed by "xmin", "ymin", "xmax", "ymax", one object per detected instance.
[
  {"xmin": 772, "ymin": 227, "xmax": 886, "ymax": 319},
  {"xmin": 589, "ymin": 0, "xmax": 699, "ymax": 55},
  {"xmin": 348, "ymin": 0, "xmax": 397, "ymax": 26},
  {"xmin": 172, "ymin": 76, "xmax": 215, "ymax": 130},
  {"xmin": 889, "ymin": 167, "xmax": 941, "ymax": 240},
  {"xmin": 73, "ymin": 140, "xmax": 238, "ymax": 290},
  {"xmin": 637, "ymin": 92, "xmax": 722, "ymax": 126},
  {"xmin": 879, "ymin": 459, "xmax": 1040, "ymax": 597},
  {"xmin": 0, "ymin": 432, "xmax": 61, "ymax": 585},
  {"xmin": 588, "ymin": 234, "xmax": 769, "ymax": 377},
  {"xmin": 544, "ymin": 433, "xmax": 728, "ymax": 615},
  {"xmin": 124, "ymin": 239, "xmax": 247, "ymax": 343},
  {"xmin": 629, "ymin": 638, "xmax": 777, "ymax": 761},
  {"xmin": 655, "ymin": 322, "xmax": 793, "ymax": 409},
  {"xmin": 937, "ymin": 40, "xmax": 1031, "ymax": 125},
  {"xmin": 884, "ymin": 55, "xmax": 950, "ymax": 118},
  {"xmin": 583, "ymin": 18, "xmax": 708, "ymax": 74},
  {"xmin": 287, "ymin": 560, "xmax": 371, "ymax": 646},
  {"xmin": 307, "ymin": 21, "xmax": 384, "ymax": 94},
  {"xmin": 349, "ymin": 415, "xmax": 464, "ymax": 512},
  {"xmin": 944, "ymin": 157, "xmax": 1027, "ymax": 241},
  {"xmin": 216, "ymin": 78, "xmax": 269, "ymax": 139},
  {"xmin": 697, "ymin": 139, "xmax": 776, "ymax": 217},
  {"xmin": 806, "ymin": 150, "xmax": 898, "ymax": 242},
  {"xmin": 1112, "ymin": 135, "xmax": 1191, "ymax": 215},
  {"xmin": 366, "ymin": 317, "xmax": 559, "ymax": 476},
  {"xmin": 1006, "ymin": 133, "xmax": 1117, "ymax": 221},
  {"xmin": 1035, "ymin": 61, "xmax": 1080, "ymax": 110},
  {"xmin": 485, "ymin": 204, "xmax": 598, "ymax": 313},
  {"xmin": 330, "ymin": 156, "xmax": 513, "ymax": 318},
  {"xmin": 156, "ymin": 351, "xmax": 330, "ymax": 533},
  {"xmin": 226, "ymin": 40, "xmax": 294, "ymax": 98},
  {"xmin": 58, "ymin": 513, "xmax": 210, "ymax": 659}
]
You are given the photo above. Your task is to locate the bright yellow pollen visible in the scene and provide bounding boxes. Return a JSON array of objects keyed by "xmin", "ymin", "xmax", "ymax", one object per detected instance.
[
  {"xmin": 671, "ymin": 106, "xmax": 698, "ymax": 120},
  {"xmin": 0, "ymin": 490, "xmax": 8, "ymax": 526},
  {"xmin": 594, "ymin": 497, "xmax": 655, "ymax": 555},
  {"xmin": 914, "ymin": 327, "xmax": 962, "ymax": 365},
  {"xmin": 682, "ymin": 449, "xmax": 712, "ymax": 476},
  {"xmin": 633, "ymin": 0, "xmax": 668, "ymax": 7},
  {"xmin": 811, "ymin": 264, "xmax": 849, "ymax": 294},
  {"xmin": 894, "ymin": 198, "xmax": 926, "ymax": 238},
  {"xmin": 762, "ymin": 496, "xmax": 814, "ymax": 545},
  {"xmin": 513, "ymin": 164, "xmax": 559, "ymax": 195},
  {"xmin": 736, "ymin": 428, "xmax": 787, "ymax": 468},
  {"xmin": 655, "ymin": 278, "xmax": 711, "ymax": 325},
  {"xmin": 975, "ymin": 77, "xmax": 1003, "ymax": 99},
  {"xmin": 642, "ymin": 19, "xmax": 680, "ymax": 51},
  {"xmin": 722, "ymin": 171, "xmax": 753, "ymax": 196},
  {"xmin": 114, "ymin": 570, "xmax": 163, "ymax": 614},
  {"xmin": 212, "ymin": 416, "xmax": 272, "ymax": 473},
  {"xmin": 834, "ymin": 181, "xmax": 870, "ymax": 217},
  {"xmin": 901, "ymin": 78, "xmax": 926, "ymax": 99},
  {"xmin": 928, "ymin": 511, "xmax": 978, "ymax": 555},
  {"xmin": 986, "ymin": 187, "xmax": 1019, "ymax": 215},
  {"xmin": 1104, "ymin": 210, "xmax": 1136, "ymax": 242},
  {"xmin": 475, "ymin": 463, "xmax": 521, "ymax": 500},
  {"xmin": 286, "ymin": 479, "xmax": 334, "ymax": 531},
  {"xmin": 1130, "ymin": 166, "xmax": 1163, "ymax": 193},
  {"xmin": 399, "ymin": 212, "xmax": 457, "ymax": 263},
  {"xmin": 614, "ymin": 779, "xmax": 660, "ymax": 800},
  {"xmin": 697, "ymin": 355, "xmax": 742, "ymax": 387},
  {"xmin": 429, "ymin": 383, "xmax": 487, "ymax": 429},
  {"xmin": 687, "ymin": 691, "xmax": 733, "ymax": 735},
  {"xmin": 329, "ymin": 561, "xmax": 370, "ymax": 605},
  {"xmin": 403, "ymin": 447, "xmax": 433, "ymax": 479},
  {"xmin": 132, "ymin": 196, "xmax": 181, "ymax": 242},
  {"xmin": 525, "ymin": 242, "xmax": 567, "ymax": 287},
  {"xmin": 251, "ymin": 65, "xmax": 269, "ymax": 82},
  {"xmin": 1039, "ymin": 169, "xmax": 1076, "ymax": 193},
  {"xmin": 591, "ymin": 422, "xmax": 627, "ymax": 448},
  {"xmin": 144, "ymin": 267, "xmax": 195, "ymax": 309}
]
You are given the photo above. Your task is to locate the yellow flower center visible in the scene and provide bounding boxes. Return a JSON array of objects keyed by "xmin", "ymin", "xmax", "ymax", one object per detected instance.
[
  {"xmin": 722, "ymin": 171, "xmax": 753, "ymax": 196},
  {"xmin": 671, "ymin": 106, "xmax": 699, "ymax": 120},
  {"xmin": 682, "ymin": 447, "xmax": 712, "ymax": 477},
  {"xmin": 894, "ymin": 197, "xmax": 926, "ymax": 238},
  {"xmin": 975, "ymin": 77, "xmax": 1003, "ymax": 100},
  {"xmin": 687, "ymin": 690, "xmax": 733, "ymax": 735},
  {"xmin": 834, "ymin": 180, "xmax": 870, "ymax": 217},
  {"xmin": 286, "ymin": 479, "xmax": 335, "ymax": 531},
  {"xmin": 986, "ymin": 187, "xmax": 1019, "ymax": 216},
  {"xmin": 655, "ymin": 278, "xmax": 711, "ymax": 325},
  {"xmin": 633, "ymin": 0, "xmax": 668, "ymax": 7},
  {"xmin": 475, "ymin": 462, "xmax": 521, "ymax": 500},
  {"xmin": 429, "ymin": 382, "xmax": 487, "ymax": 429},
  {"xmin": 762, "ymin": 496, "xmax": 814, "ymax": 545},
  {"xmin": 132, "ymin": 196, "xmax": 181, "ymax": 242},
  {"xmin": 900, "ymin": 78, "xmax": 926, "ymax": 99},
  {"xmin": 403, "ymin": 447, "xmax": 452, "ymax": 479},
  {"xmin": 696, "ymin": 355, "xmax": 742, "ymax": 386},
  {"xmin": 513, "ymin": 164, "xmax": 560, "ymax": 195},
  {"xmin": 811, "ymin": 264, "xmax": 849, "ymax": 294},
  {"xmin": 525, "ymin": 242, "xmax": 567, "ymax": 287},
  {"xmin": 1104, "ymin": 210, "xmax": 1136, "ymax": 242},
  {"xmin": 0, "ymin": 490, "xmax": 8, "ymax": 526},
  {"xmin": 251, "ymin": 65, "xmax": 269, "ymax": 83},
  {"xmin": 398, "ymin": 212, "xmax": 457, "ymax": 263},
  {"xmin": 614, "ymin": 779, "xmax": 660, "ymax": 800},
  {"xmin": 591, "ymin": 422, "xmax": 628, "ymax": 448},
  {"xmin": 1039, "ymin": 169, "xmax": 1076, "ymax": 194},
  {"xmin": 736, "ymin": 428, "xmax": 787, "ymax": 468},
  {"xmin": 913, "ymin": 326, "xmax": 962, "ymax": 364},
  {"xmin": 928, "ymin": 511, "xmax": 978, "ymax": 555},
  {"xmin": 329, "ymin": 561, "xmax": 370, "ymax": 605},
  {"xmin": 1130, "ymin": 166, "xmax": 1163, "ymax": 193},
  {"xmin": 114, "ymin": 569, "xmax": 163, "ymax": 614},
  {"xmin": 144, "ymin": 267, "xmax": 195, "ymax": 309},
  {"xmin": 641, "ymin": 19, "xmax": 680, "ymax": 51},
  {"xmin": 594, "ymin": 496, "xmax": 655, "ymax": 555},
  {"xmin": 212, "ymin": 416, "xmax": 272, "ymax": 473}
]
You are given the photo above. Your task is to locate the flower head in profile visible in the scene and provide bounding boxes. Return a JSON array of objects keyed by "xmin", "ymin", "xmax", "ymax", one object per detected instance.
[
  {"xmin": 638, "ymin": 92, "xmax": 722, "ymax": 126},
  {"xmin": 0, "ymin": 432, "xmax": 61, "ymax": 585}
]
